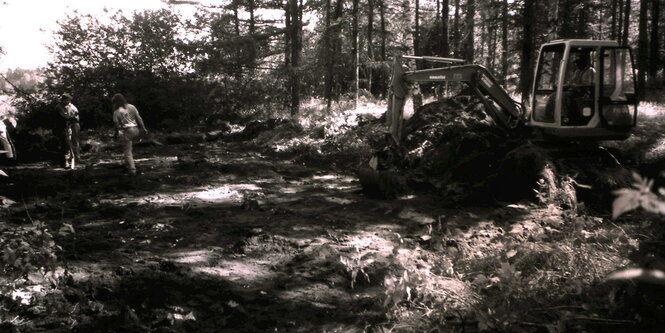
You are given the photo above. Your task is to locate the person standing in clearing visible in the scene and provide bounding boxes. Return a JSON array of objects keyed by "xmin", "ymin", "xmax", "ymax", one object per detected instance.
[
  {"xmin": 57, "ymin": 93, "xmax": 81, "ymax": 168},
  {"xmin": 112, "ymin": 94, "xmax": 148, "ymax": 175},
  {"xmin": 0, "ymin": 117, "xmax": 15, "ymax": 162}
]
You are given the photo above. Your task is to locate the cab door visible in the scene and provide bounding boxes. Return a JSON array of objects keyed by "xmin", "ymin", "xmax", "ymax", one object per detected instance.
[
  {"xmin": 531, "ymin": 44, "xmax": 564, "ymax": 125},
  {"xmin": 599, "ymin": 46, "xmax": 637, "ymax": 128}
]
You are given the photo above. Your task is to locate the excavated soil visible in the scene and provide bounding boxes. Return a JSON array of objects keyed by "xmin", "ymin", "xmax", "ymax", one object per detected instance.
[{"xmin": 361, "ymin": 97, "xmax": 633, "ymax": 208}]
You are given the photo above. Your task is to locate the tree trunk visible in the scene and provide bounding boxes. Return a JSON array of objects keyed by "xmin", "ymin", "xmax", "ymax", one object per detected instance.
[
  {"xmin": 622, "ymin": 0, "xmax": 631, "ymax": 45},
  {"xmin": 285, "ymin": 0, "xmax": 302, "ymax": 116},
  {"xmin": 489, "ymin": 9, "xmax": 497, "ymax": 73},
  {"xmin": 520, "ymin": 0, "xmax": 535, "ymax": 105},
  {"xmin": 482, "ymin": 10, "xmax": 488, "ymax": 68},
  {"xmin": 285, "ymin": 0, "xmax": 291, "ymax": 66},
  {"xmin": 380, "ymin": 0, "xmax": 386, "ymax": 60},
  {"xmin": 558, "ymin": 0, "xmax": 573, "ymax": 38},
  {"xmin": 465, "ymin": 0, "xmax": 475, "ymax": 62},
  {"xmin": 368, "ymin": 0, "xmax": 374, "ymax": 93},
  {"xmin": 353, "ymin": 0, "xmax": 359, "ymax": 105},
  {"xmin": 649, "ymin": 0, "xmax": 660, "ymax": 85},
  {"xmin": 233, "ymin": 0, "xmax": 240, "ymax": 36},
  {"xmin": 248, "ymin": 0, "xmax": 256, "ymax": 34},
  {"xmin": 617, "ymin": 0, "xmax": 624, "ymax": 42},
  {"xmin": 502, "ymin": 0, "xmax": 509, "ymax": 84},
  {"xmin": 290, "ymin": 0, "xmax": 302, "ymax": 116},
  {"xmin": 576, "ymin": 0, "xmax": 590, "ymax": 38},
  {"xmin": 441, "ymin": 0, "xmax": 449, "ymax": 57},
  {"xmin": 453, "ymin": 0, "xmax": 460, "ymax": 58},
  {"xmin": 331, "ymin": 0, "xmax": 344, "ymax": 103},
  {"xmin": 611, "ymin": 0, "xmax": 618, "ymax": 40},
  {"xmin": 415, "ymin": 0, "xmax": 420, "ymax": 56},
  {"xmin": 637, "ymin": 0, "xmax": 648, "ymax": 90},
  {"xmin": 324, "ymin": 0, "xmax": 333, "ymax": 111}
]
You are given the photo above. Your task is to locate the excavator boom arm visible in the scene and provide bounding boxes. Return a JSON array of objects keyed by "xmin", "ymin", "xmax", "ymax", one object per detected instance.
[{"xmin": 388, "ymin": 55, "xmax": 524, "ymax": 143}]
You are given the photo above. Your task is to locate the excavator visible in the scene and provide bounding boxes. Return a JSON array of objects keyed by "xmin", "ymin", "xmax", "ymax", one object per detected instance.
[
  {"xmin": 362, "ymin": 39, "xmax": 638, "ymax": 201},
  {"xmin": 387, "ymin": 39, "xmax": 637, "ymax": 143}
]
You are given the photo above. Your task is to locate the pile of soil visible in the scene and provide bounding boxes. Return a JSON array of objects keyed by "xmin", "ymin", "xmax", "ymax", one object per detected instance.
[{"xmin": 360, "ymin": 96, "xmax": 632, "ymax": 208}]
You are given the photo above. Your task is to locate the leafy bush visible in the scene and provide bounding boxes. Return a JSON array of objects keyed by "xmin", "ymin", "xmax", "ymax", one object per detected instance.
[
  {"xmin": 0, "ymin": 220, "xmax": 72, "ymax": 281},
  {"xmin": 610, "ymin": 173, "xmax": 665, "ymax": 286},
  {"xmin": 612, "ymin": 173, "xmax": 665, "ymax": 219}
]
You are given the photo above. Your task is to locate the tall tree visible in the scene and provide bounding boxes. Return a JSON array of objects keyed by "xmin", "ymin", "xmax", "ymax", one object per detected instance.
[
  {"xmin": 465, "ymin": 0, "xmax": 476, "ymax": 62},
  {"xmin": 232, "ymin": 0, "xmax": 241, "ymax": 35},
  {"xmin": 367, "ymin": 0, "xmax": 375, "ymax": 61},
  {"xmin": 617, "ymin": 0, "xmax": 624, "ymax": 42},
  {"xmin": 501, "ymin": 0, "xmax": 508, "ymax": 84},
  {"xmin": 453, "ymin": 0, "xmax": 460, "ymax": 57},
  {"xmin": 611, "ymin": 0, "xmax": 618, "ymax": 40},
  {"xmin": 575, "ymin": 0, "xmax": 590, "ymax": 38},
  {"xmin": 481, "ymin": 9, "xmax": 488, "ymax": 67},
  {"xmin": 352, "ymin": 0, "xmax": 359, "ymax": 103},
  {"xmin": 323, "ymin": 0, "xmax": 333, "ymax": 110},
  {"xmin": 367, "ymin": 0, "xmax": 375, "ymax": 92},
  {"xmin": 441, "ymin": 0, "xmax": 450, "ymax": 57},
  {"xmin": 287, "ymin": 0, "xmax": 302, "ymax": 115},
  {"xmin": 247, "ymin": 0, "xmax": 256, "ymax": 34},
  {"xmin": 285, "ymin": 0, "xmax": 292, "ymax": 66},
  {"xmin": 520, "ymin": 0, "xmax": 536, "ymax": 104},
  {"xmin": 558, "ymin": 0, "xmax": 573, "ymax": 38},
  {"xmin": 648, "ymin": 0, "xmax": 660, "ymax": 85},
  {"xmin": 324, "ymin": 0, "xmax": 344, "ymax": 111},
  {"xmin": 380, "ymin": 0, "xmax": 386, "ymax": 60},
  {"xmin": 621, "ymin": 0, "xmax": 631, "ymax": 45},
  {"xmin": 415, "ymin": 0, "xmax": 421, "ymax": 55},
  {"xmin": 637, "ymin": 0, "xmax": 648, "ymax": 90}
]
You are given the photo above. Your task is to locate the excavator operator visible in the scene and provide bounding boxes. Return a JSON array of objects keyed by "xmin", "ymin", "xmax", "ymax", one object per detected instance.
[{"xmin": 562, "ymin": 51, "xmax": 596, "ymax": 125}]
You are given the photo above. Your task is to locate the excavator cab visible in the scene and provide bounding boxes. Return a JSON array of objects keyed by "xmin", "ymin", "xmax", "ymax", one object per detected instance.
[{"xmin": 530, "ymin": 40, "xmax": 637, "ymax": 140}]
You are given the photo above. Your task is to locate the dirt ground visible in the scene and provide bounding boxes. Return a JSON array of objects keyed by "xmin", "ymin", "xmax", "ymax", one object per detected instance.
[{"xmin": 0, "ymin": 137, "xmax": 657, "ymax": 332}]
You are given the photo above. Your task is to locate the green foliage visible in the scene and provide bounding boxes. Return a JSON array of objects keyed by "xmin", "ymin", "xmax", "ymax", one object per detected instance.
[
  {"xmin": 339, "ymin": 249, "xmax": 371, "ymax": 289},
  {"xmin": 0, "ymin": 220, "xmax": 71, "ymax": 281},
  {"xmin": 0, "ymin": 69, "xmax": 44, "ymax": 94},
  {"xmin": 612, "ymin": 173, "xmax": 665, "ymax": 219},
  {"xmin": 11, "ymin": 7, "xmax": 285, "ymax": 135},
  {"xmin": 383, "ymin": 269, "xmax": 424, "ymax": 307},
  {"xmin": 610, "ymin": 172, "xmax": 665, "ymax": 286}
]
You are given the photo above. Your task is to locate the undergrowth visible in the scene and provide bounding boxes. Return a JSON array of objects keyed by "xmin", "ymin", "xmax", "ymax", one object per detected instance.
[
  {"xmin": 378, "ymin": 204, "xmax": 640, "ymax": 332},
  {"xmin": 260, "ymin": 97, "xmax": 385, "ymax": 172},
  {"xmin": 0, "ymin": 217, "xmax": 74, "ymax": 330}
]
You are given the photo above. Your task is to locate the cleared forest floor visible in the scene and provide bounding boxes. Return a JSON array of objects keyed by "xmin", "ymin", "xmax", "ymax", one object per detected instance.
[{"xmin": 0, "ymin": 127, "xmax": 662, "ymax": 332}]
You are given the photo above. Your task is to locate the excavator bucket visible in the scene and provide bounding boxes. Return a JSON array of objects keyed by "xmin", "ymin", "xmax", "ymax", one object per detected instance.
[{"xmin": 387, "ymin": 54, "xmax": 523, "ymax": 144}]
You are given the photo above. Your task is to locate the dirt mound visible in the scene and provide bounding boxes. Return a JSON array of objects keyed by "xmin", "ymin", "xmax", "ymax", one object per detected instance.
[
  {"xmin": 360, "ymin": 96, "xmax": 630, "ymax": 208},
  {"xmin": 362, "ymin": 96, "xmax": 521, "ymax": 201}
]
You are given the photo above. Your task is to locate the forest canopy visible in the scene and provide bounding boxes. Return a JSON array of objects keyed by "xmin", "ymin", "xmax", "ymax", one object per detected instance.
[{"xmin": 3, "ymin": 0, "xmax": 663, "ymax": 132}]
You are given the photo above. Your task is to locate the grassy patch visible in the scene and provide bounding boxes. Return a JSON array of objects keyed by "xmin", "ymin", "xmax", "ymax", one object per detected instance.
[{"xmin": 603, "ymin": 92, "xmax": 665, "ymax": 165}]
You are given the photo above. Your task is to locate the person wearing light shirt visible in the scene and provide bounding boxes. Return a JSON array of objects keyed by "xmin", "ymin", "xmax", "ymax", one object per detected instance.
[
  {"xmin": 56, "ymin": 93, "xmax": 81, "ymax": 168},
  {"xmin": 112, "ymin": 93, "xmax": 148, "ymax": 175}
]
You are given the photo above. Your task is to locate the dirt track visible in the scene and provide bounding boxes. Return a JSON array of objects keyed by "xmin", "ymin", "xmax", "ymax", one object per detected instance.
[
  {"xmin": 0, "ymin": 139, "xmax": 460, "ymax": 332},
  {"xmin": 0, "ymin": 137, "xmax": 650, "ymax": 332}
]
